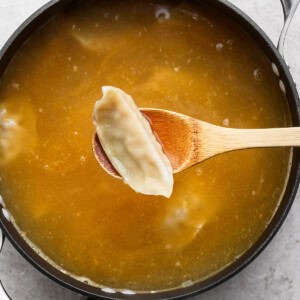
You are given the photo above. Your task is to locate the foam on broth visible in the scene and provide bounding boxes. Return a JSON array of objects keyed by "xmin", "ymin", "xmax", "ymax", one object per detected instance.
[{"xmin": 0, "ymin": 0, "xmax": 291, "ymax": 291}]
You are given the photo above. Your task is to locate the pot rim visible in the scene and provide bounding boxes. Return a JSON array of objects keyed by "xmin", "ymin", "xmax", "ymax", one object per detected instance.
[{"xmin": 0, "ymin": 0, "xmax": 300, "ymax": 299}]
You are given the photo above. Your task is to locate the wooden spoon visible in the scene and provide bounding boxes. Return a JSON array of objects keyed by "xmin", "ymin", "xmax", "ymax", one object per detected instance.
[{"xmin": 92, "ymin": 108, "xmax": 300, "ymax": 179}]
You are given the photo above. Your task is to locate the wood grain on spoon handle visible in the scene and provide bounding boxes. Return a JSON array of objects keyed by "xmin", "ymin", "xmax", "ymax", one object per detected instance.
[
  {"xmin": 220, "ymin": 127, "xmax": 300, "ymax": 148},
  {"xmin": 192, "ymin": 120, "xmax": 300, "ymax": 164}
]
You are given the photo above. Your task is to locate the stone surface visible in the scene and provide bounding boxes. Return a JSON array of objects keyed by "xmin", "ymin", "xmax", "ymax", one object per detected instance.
[{"xmin": 0, "ymin": 0, "xmax": 300, "ymax": 299}]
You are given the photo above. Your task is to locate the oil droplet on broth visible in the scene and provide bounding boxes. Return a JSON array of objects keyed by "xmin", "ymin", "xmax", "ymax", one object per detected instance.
[
  {"xmin": 253, "ymin": 68, "xmax": 263, "ymax": 82},
  {"xmin": 216, "ymin": 43, "xmax": 224, "ymax": 52}
]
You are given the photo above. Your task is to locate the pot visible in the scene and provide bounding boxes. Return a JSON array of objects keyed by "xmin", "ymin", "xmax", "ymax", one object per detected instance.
[{"xmin": 0, "ymin": 0, "xmax": 300, "ymax": 299}]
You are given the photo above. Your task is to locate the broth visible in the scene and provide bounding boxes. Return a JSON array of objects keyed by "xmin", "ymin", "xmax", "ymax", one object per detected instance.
[{"xmin": 0, "ymin": 0, "xmax": 291, "ymax": 291}]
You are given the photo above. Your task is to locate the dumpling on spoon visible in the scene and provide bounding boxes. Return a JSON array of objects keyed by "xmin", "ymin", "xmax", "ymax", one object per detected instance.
[{"xmin": 93, "ymin": 86, "xmax": 173, "ymax": 197}]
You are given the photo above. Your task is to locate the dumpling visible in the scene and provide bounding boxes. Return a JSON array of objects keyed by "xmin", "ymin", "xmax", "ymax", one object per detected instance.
[
  {"xmin": 0, "ymin": 98, "xmax": 37, "ymax": 165},
  {"xmin": 93, "ymin": 86, "xmax": 173, "ymax": 197}
]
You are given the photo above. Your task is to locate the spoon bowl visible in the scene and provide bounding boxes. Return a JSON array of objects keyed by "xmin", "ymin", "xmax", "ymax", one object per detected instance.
[{"xmin": 92, "ymin": 108, "xmax": 194, "ymax": 179}]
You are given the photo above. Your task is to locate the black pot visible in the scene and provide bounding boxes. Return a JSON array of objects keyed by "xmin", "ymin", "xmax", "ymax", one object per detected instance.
[{"xmin": 0, "ymin": 0, "xmax": 300, "ymax": 299}]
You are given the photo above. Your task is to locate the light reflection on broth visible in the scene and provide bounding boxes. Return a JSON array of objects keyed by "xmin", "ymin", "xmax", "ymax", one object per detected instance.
[{"xmin": 0, "ymin": 0, "xmax": 291, "ymax": 291}]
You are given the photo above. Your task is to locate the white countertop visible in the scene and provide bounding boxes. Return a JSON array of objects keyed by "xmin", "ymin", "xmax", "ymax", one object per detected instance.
[{"xmin": 0, "ymin": 1, "xmax": 300, "ymax": 299}]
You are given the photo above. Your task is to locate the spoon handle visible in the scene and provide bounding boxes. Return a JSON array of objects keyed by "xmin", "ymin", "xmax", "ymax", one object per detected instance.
[
  {"xmin": 194, "ymin": 121, "xmax": 300, "ymax": 163},
  {"xmin": 206, "ymin": 126, "xmax": 300, "ymax": 155}
]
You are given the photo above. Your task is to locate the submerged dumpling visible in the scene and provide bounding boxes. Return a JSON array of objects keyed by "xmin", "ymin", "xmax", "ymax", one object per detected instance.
[
  {"xmin": 93, "ymin": 86, "xmax": 173, "ymax": 197},
  {"xmin": 0, "ymin": 98, "xmax": 37, "ymax": 165}
]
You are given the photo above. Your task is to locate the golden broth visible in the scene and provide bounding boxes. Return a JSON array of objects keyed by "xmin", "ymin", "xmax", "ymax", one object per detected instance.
[{"xmin": 0, "ymin": 0, "xmax": 291, "ymax": 291}]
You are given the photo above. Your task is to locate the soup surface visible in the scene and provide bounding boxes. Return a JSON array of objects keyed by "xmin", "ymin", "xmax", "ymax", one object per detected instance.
[{"xmin": 0, "ymin": 0, "xmax": 291, "ymax": 292}]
